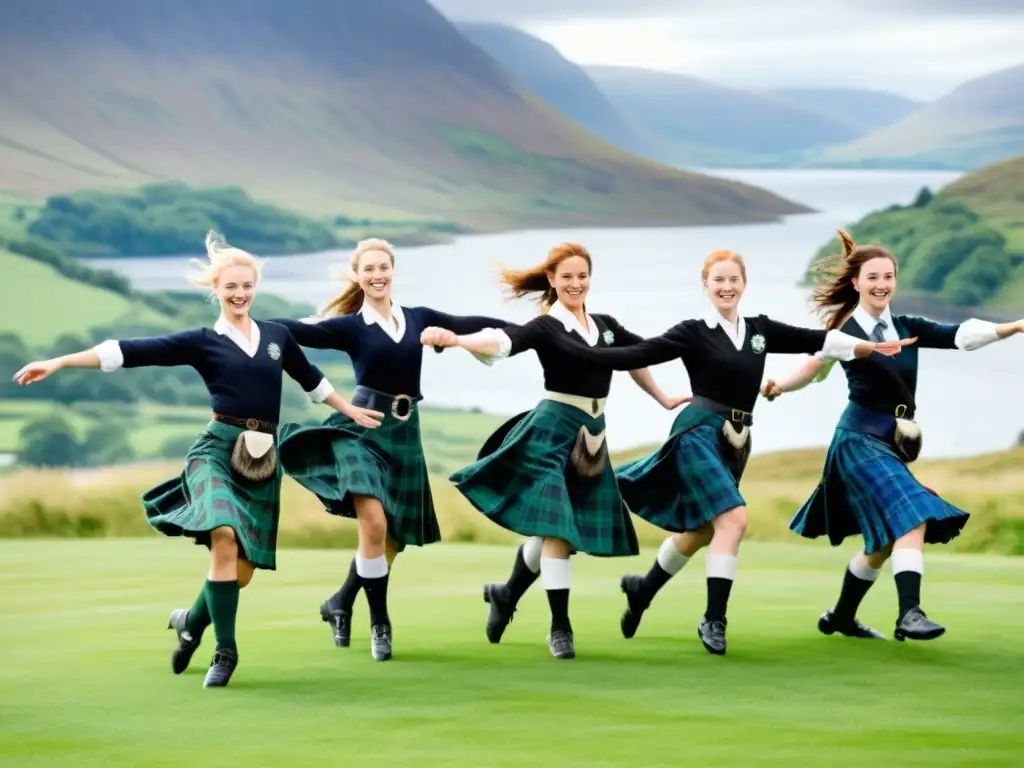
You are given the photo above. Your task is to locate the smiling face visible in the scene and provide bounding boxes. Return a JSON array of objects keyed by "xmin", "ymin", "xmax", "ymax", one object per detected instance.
[
  {"xmin": 356, "ymin": 248, "xmax": 394, "ymax": 302},
  {"xmin": 214, "ymin": 264, "xmax": 257, "ymax": 320},
  {"xmin": 704, "ymin": 258, "xmax": 746, "ymax": 314},
  {"xmin": 547, "ymin": 255, "xmax": 590, "ymax": 311},
  {"xmin": 852, "ymin": 255, "xmax": 897, "ymax": 313}
]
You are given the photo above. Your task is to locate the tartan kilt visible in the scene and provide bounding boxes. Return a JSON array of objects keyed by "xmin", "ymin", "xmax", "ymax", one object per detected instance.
[
  {"xmin": 141, "ymin": 420, "xmax": 282, "ymax": 570},
  {"xmin": 277, "ymin": 407, "xmax": 439, "ymax": 548},
  {"xmin": 789, "ymin": 428, "xmax": 969, "ymax": 555},
  {"xmin": 616, "ymin": 406, "xmax": 746, "ymax": 533},
  {"xmin": 449, "ymin": 399, "xmax": 638, "ymax": 557}
]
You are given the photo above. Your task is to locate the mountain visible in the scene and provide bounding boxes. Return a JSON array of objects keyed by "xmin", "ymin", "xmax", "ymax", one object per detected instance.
[
  {"xmin": 585, "ymin": 66, "xmax": 865, "ymax": 163},
  {"xmin": 811, "ymin": 65, "xmax": 1024, "ymax": 170},
  {"xmin": 803, "ymin": 155, "xmax": 1024, "ymax": 313},
  {"xmin": 0, "ymin": 0, "xmax": 807, "ymax": 234},
  {"xmin": 456, "ymin": 23, "xmax": 662, "ymax": 159},
  {"xmin": 769, "ymin": 89, "xmax": 921, "ymax": 135}
]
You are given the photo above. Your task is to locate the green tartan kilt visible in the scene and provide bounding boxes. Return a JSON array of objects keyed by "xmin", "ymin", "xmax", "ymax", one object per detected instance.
[
  {"xmin": 449, "ymin": 399, "xmax": 638, "ymax": 557},
  {"xmin": 141, "ymin": 420, "xmax": 282, "ymax": 570},
  {"xmin": 616, "ymin": 406, "xmax": 747, "ymax": 533},
  {"xmin": 277, "ymin": 407, "xmax": 439, "ymax": 548}
]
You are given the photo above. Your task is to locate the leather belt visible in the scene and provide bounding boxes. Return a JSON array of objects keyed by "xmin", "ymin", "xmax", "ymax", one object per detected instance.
[
  {"xmin": 352, "ymin": 385, "xmax": 421, "ymax": 422},
  {"xmin": 545, "ymin": 391, "xmax": 607, "ymax": 417},
  {"xmin": 690, "ymin": 396, "xmax": 753, "ymax": 427},
  {"xmin": 212, "ymin": 412, "xmax": 277, "ymax": 434}
]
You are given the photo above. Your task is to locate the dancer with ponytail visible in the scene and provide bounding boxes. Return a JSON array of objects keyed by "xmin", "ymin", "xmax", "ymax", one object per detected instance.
[
  {"xmin": 421, "ymin": 243, "xmax": 688, "ymax": 660},
  {"xmin": 765, "ymin": 230, "xmax": 1022, "ymax": 641},
  {"xmin": 12, "ymin": 232, "xmax": 379, "ymax": 688},
  {"xmin": 271, "ymin": 239, "xmax": 508, "ymax": 661},
  {"xmin": 503, "ymin": 249, "xmax": 912, "ymax": 655}
]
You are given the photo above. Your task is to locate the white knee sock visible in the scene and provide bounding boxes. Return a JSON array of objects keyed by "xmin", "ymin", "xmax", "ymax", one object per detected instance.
[
  {"xmin": 657, "ymin": 537, "xmax": 690, "ymax": 575},
  {"xmin": 891, "ymin": 548, "xmax": 924, "ymax": 575},
  {"xmin": 522, "ymin": 536, "xmax": 543, "ymax": 574},
  {"xmin": 355, "ymin": 554, "xmax": 389, "ymax": 579},
  {"xmin": 706, "ymin": 554, "xmax": 738, "ymax": 581},
  {"xmin": 849, "ymin": 552, "xmax": 881, "ymax": 582},
  {"xmin": 540, "ymin": 556, "xmax": 572, "ymax": 590}
]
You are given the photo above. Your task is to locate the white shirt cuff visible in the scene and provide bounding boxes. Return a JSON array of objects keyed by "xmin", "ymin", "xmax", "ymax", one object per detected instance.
[
  {"xmin": 954, "ymin": 319, "xmax": 1000, "ymax": 351},
  {"xmin": 462, "ymin": 328, "xmax": 511, "ymax": 366},
  {"xmin": 819, "ymin": 330, "xmax": 860, "ymax": 362},
  {"xmin": 307, "ymin": 377, "xmax": 334, "ymax": 403},
  {"xmin": 94, "ymin": 339, "xmax": 124, "ymax": 372}
]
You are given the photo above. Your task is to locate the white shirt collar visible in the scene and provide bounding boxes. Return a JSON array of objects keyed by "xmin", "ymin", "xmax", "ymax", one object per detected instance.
[
  {"xmin": 703, "ymin": 308, "xmax": 746, "ymax": 351},
  {"xmin": 852, "ymin": 304, "xmax": 895, "ymax": 340},
  {"xmin": 547, "ymin": 300, "xmax": 598, "ymax": 346},
  {"xmin": 359, "ymin": 300, "xmax": 406, "ymax": 343},
  {"xmin": 214, "ymin": 315, "xmax": 260, "ymax": 358}
]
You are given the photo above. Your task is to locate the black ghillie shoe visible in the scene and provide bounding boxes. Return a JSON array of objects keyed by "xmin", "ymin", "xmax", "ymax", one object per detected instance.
[
  {"xmin": 202, "ymin": 647, "xmax": 238, "ymax": 688},
  {"xmin": 168, "ymin": 608, "xmax": 203, "ymax": 675}
]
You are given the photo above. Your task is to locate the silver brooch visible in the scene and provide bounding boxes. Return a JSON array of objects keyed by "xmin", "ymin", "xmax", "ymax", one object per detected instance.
[
  {"xmin": 750, "ymin": 334, "xmax": 766, "ymax": 354},
  {"xmin": 267, "ymin": 342, "xmax": 281, "ymax": 360},
  {"xmin": 602, "ymin": 329, "xmax": 615, "ymax": 345}
]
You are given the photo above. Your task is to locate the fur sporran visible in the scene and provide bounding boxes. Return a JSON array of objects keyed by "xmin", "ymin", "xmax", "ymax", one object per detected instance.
[
  {"xmin": 230, "ymin": 431, "xmax": 278, "ymax": 481},
  {"xmin": 569, "ymin": 425, "xmax": 608, "ymax": 479},
  {"xmin": 718, "ymin": 420, "xmax": 752, "ymax": 482},
  {"xmin": 892, "ymin": 417, "xmax": 922, "ymax": 463}
]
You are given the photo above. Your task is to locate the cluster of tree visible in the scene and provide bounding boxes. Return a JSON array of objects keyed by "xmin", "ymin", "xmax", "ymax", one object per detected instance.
[
  {"xmin": 805, "ymin": 188, "xmax": 1022, "ymax": 308},
  {"xmin": 16, "ymin": 415, "xmax": 135, "ymax": 468},
  {"xmin": 25, "ymin": 182, "xmax": 340, "ymax": 258}
]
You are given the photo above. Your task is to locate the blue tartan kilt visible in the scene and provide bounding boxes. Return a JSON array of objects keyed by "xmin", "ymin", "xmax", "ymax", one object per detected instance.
[
  {"xmin": 617, "ymin": 406, "xmax": 747, "ymax": 533},
  {"xmin": 789, "ymin": 428, "xmax": 969, "ymax": 554}
]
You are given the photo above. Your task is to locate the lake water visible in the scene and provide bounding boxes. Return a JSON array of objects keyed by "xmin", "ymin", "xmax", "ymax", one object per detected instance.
[{"xmin": 90, "ymin": 169, "xmax": 1024, "ymax": 458}]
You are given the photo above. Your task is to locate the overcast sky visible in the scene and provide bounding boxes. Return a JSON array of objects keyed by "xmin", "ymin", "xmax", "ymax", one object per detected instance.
[{"xmin": 430, "ymin": 1, "xmax": 1024, "ymax": 100}]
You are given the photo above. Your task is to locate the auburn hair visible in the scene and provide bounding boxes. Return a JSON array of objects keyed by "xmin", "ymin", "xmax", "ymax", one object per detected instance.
[
  {"xmin": 810, "ymin": 229, "xmax": 898, "ymax": 330},
  {"xmin": 319, "ymin": 238, "xmax": 396, "ymax": 318},
  {"xmin": 701, "ymin": 250, "xmax": 747, "ymax": 283},
  {"xmin": 500, "ymin": 242, "xmax": 592, "ymax": 311}
]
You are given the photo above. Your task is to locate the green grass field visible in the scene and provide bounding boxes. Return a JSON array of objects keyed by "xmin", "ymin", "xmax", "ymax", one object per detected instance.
[{"xmin": 0, "ymin": 540, "xmax": 1021, "ymax": 767}]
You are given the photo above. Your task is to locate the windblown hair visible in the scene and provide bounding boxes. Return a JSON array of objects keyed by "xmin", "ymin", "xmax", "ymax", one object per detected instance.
[
  {"xmin": 499, "ymin": 242, "xmax": 593, "ymax": 311},
  {"xmin": 319, "ymin": 238, "xmax": 396, "ymax": 318},
  {"xmin": 810, "ymin": 229, "xmax": 898, "ymax": 331},
  {"xmin": 186, "ymin": 230, "xmax": 263, "ymax": 289},
  {"xmin": 701, "ymin": 249, "xmax": 747, "ymax": 283}
]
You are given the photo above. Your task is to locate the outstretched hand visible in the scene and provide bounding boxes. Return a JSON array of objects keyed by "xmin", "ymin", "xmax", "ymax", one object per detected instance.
[
  {"xmin": 874, "ymin": 337, "xmax": 917, "ymax": 357},
  {"xmin": 420, "ymin": 327, "xmax": 458, "ymax": 348},
  {"xmin": 345, "ymin": 404, "xmax": 385, "ymax": 429},
  {"xmin": 761, "ymin": 379, "xmax": 783, "ymax": 401},
  {"xmin": 12, "ymin": 360, "xmax": 58, "ymax": 386}
]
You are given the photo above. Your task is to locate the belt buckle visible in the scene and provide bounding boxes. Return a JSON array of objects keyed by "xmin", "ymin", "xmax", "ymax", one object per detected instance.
[
  {"xmin": 894, "ymin": 404, "xmax": 908, "ymax": 419},
  {"xmin": 245, "ymin": 418, "xmax": 259, "ymax": 431},
  {"xmin": 391, "ymin": 395, "xmax": 413, "ymax": 422},
  {"xmin": 730, "ymin": 408, "xmax": 745, "ymax": 424}
]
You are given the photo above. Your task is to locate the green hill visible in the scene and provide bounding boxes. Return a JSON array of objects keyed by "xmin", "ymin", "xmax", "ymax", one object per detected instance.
[
  {"xmin": 803, "ymin": 156, "xmax": 1024, "ymax": 312},
  {"xmin": 0, "ymin": 0, "xmax": 807, "ymax": 234}
]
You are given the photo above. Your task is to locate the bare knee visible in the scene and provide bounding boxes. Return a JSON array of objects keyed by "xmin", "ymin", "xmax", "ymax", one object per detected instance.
[
  {"xmin": 713, "ymin": 507, "xmax": 748, "ymax": 542},
  {"xmin": 210, "ymin": 526, "xmax": 238, "ymax": 564},
  {"xmin": 542, "ymin": 537, "xmax": 571, "ymax": 559},
  {"xmin": 354, "ymin": 495, "xmax": 388, "ymax": 546},
  {"xmin": 237, "ymin": 559, "xmax": 256, "ymax": 589},
  {"xmin": 864, "ymin": 543, "xmax": 893, "ymax": 570}
]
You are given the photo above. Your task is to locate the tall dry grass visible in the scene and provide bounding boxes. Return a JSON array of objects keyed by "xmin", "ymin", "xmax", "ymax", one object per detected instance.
[{"xmin": 2, "ymin": 447, "xmax": 1023, "ymax": 554}]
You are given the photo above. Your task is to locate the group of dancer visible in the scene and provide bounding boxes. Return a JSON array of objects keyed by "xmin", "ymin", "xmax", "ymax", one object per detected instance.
[{"xmin": 13, "ymin": 229, "xmax": 1023, "ymax": 688}]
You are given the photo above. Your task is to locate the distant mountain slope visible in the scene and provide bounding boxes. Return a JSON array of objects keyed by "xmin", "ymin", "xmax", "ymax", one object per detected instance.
[
  {"xmin": 457, "ymin": 22, "xmax": 662, "ymax": 159},
  {"xmin": 0, "ymin": 0, "xmax": 807, "ymax": 232},
  {"xmin": 811, "ymin": 65, "xmax": 1024, "ymax": 170},
  {"xmin": 585, "ymin": 66, "xmax": 864, "ymax": 162},
  {"xmin": 769, "ymin": 88, "xmax": 921, "ymax": 134}
]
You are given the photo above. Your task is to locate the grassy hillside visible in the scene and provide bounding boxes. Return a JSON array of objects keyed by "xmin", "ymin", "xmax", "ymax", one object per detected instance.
[
  {"xmin": 803, "ymin": 156, "xmax": 1024, "ymax": 311},
  {"xmin": 810, "ymin": 64, "xmax": 1024, "ymax": 170},
  {"xmin": 3, "ymin": 444, "xmax": 1022, "ymax": 554},
  {"xmin": 0, "ymin": 0, "xmax": 807, "ymax": 232}
]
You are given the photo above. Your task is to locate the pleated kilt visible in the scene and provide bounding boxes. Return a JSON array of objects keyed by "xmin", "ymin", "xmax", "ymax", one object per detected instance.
[
  {"xmin": 277, "ymin": 407, "xmax": 439, "ymax": 549},
  {"xmin": 789, "ymin": 427, "xmax": 969, "ymax": 555},
  {"xmin": 616, "ymin": 405, "xmax": 747, "ymax": 533},
  {"xmin": 449, "ymin": 399, "xmax": 638, "ymax": 557},
  {"xmin": 141, "ymin": 420, "xmax": 282, "ymax": 570}
]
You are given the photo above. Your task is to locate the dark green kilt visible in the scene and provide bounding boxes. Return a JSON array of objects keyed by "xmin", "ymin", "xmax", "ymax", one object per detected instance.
[
  {"xmin": 616, "ymin": 406, "xmax": 747, "ymax": 533},
  {"xmin": 277, "ymin": 407, "xmax": 439, "ymax": 548},
  {"xmin": 449, "ymin": 399, "xmax": 638, "ymax": 557},
  {"xmin": 790, "ymin": 427, "xmax": 969, "ymax": 555},
  {"xmin": 141, "ymin": 420, "xmax": 282, "ymax": 570}
]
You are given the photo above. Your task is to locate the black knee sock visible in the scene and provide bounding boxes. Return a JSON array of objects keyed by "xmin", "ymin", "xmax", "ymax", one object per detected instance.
[
  {"xmin": 505, "ymin": 545, "xmax": 540, "ymax": 605},
  {"xmin": 546, "ymin": 589, "xmax": 571, "ymax": 634},
  {"xmin": 329, "ymin": 558, "xmax": 361, "ymax": 612},
  {"xmin": 641, "ymin": 560, "xmax": 674, "ymax": 597},
  {"xmin": 363, "ymin": 574, "xmax": 391, "ymax": 626},
  {"xmin": 185, "ymin": 583, "xmax": 212, "ymax": 635},
  {"xmin": 894, "ymin": 571, "xmax": 921, "ymax": 619},
  {"xmin": 704, "ymin": 578, "xmax": 733, "ymax": 623},
  {"xmin": 834, "ymin": 567, "xmax": 876, "ymax": 620},
  {"xmin": 205, "ymin": 579, "xmax": 240, "ymax": 652}
]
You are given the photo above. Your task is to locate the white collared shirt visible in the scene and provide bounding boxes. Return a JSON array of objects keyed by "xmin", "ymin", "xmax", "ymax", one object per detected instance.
[
  {"xmin": 703, "ymin": 308, "xmax": 746, "ymax": 351},
  {"xmin": 851, "ymin": 305, "xmax": 897, "ymax": 342},
  {"xmin": 547, "ymin": 300, "xmax": 599, "ymax": 346},
  {"xmin": 214, "ymin": 314, "xmax": 261, "ymax": 357},
  {"xmin": 359, "ymin": 300, "xmax": 406, "ymax": 343}
]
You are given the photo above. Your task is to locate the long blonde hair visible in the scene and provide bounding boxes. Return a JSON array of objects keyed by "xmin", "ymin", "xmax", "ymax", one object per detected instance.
[
  {"xmin": 500, "ymin": 242, "xmax": 592, "ymax": 311},
  {"xmin": 186, "ymin": 230, "xmax": 263, "ymax": 289},
  {"xmin": 319, "ymin": 238, "xmax": 396, "ymax": 318}
]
